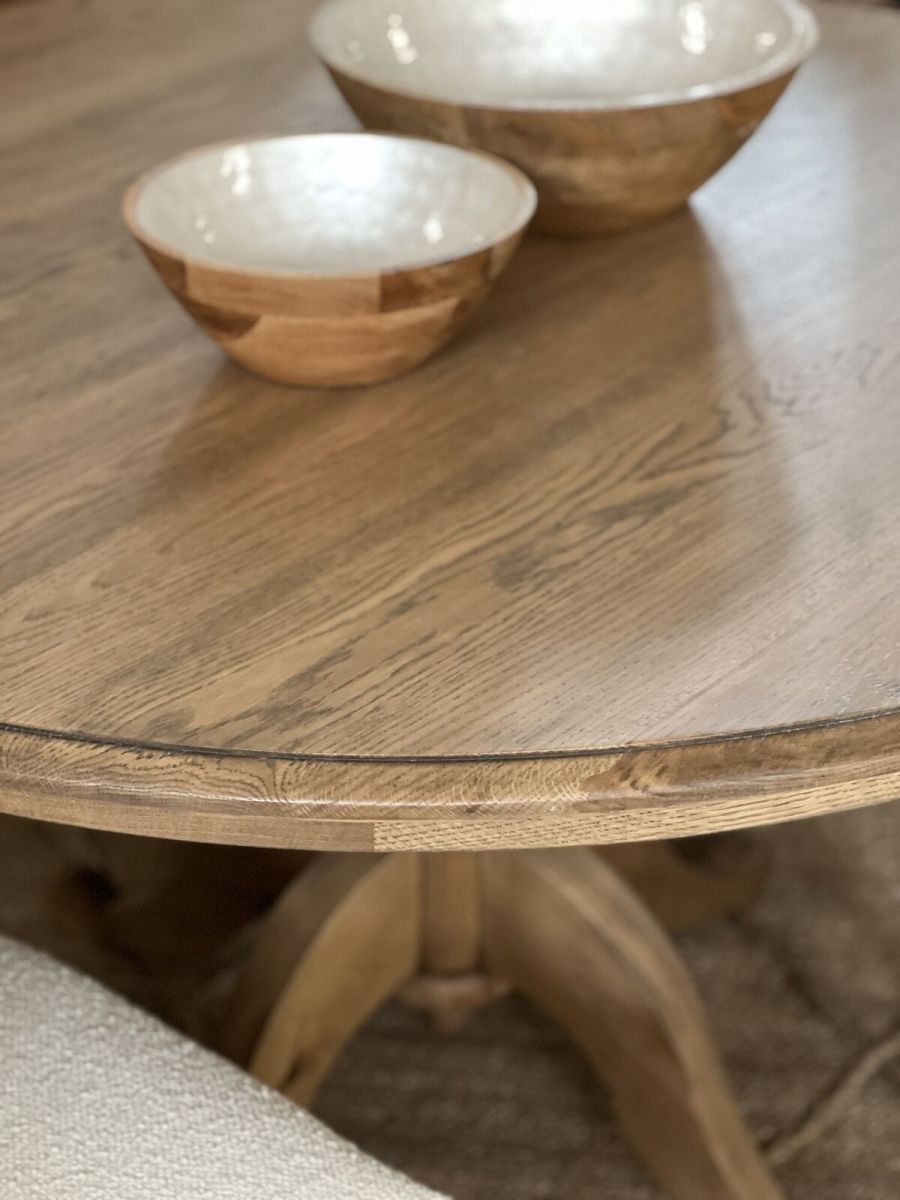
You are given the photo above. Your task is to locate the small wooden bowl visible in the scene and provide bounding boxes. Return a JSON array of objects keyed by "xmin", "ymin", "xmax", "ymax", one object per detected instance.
[
  {"xmin": 123, "ymin": 134, "xmax": 536, "ymax": 387},
  {"xmin": 310, "ymin": 0, "xmax": 818, "ymax": 236}
]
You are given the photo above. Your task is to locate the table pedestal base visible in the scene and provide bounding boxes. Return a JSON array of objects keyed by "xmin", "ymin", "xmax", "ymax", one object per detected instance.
[{"xmin": 221, "ymin": 847, "xmax": 780, "ymax": 1200}]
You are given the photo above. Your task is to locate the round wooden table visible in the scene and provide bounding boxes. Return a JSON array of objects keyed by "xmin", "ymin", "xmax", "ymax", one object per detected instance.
[{"xmin": 3, "ymin": 2, "xmax": 900, "ymax": 1197}]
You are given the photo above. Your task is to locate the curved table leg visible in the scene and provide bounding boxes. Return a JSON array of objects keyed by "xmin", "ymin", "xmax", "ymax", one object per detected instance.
[
  {"xmin": 222, "ymin": 852, "xmax": 420, "ymax": 1105},
  {"xmin": 481, "ymin": 847, "xmax": 781, "ymax": 1200},
  {"xmin": 597, "ymin": 840, "xmax": 767, "ymax": 932}
]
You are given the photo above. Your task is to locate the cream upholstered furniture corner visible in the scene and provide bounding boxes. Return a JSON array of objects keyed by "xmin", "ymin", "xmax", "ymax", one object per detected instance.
[{"xmin": 0, "ymin": 936, "xmax": 446, "ymax": 1200}]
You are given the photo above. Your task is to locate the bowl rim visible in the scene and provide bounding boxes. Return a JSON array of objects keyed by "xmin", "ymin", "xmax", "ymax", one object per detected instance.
[
  {"xmin": 308, "ymin": 0, "xmax": 819, "ymax": 113},
  {"xmin": 122, "ymin": 131, "xmax": 538, "ymax": 281}
]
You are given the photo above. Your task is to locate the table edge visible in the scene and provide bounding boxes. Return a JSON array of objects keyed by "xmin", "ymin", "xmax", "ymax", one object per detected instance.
[{"xmin": 1, "ymin": 711, "xmax": 898, "ymax": 850}]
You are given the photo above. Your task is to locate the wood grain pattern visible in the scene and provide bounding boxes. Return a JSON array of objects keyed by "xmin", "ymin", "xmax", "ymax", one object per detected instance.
[
  {"xmin": 3, "ymin": 0, "xmax": 900, "ymax": 848},
  {"xmin": 325, "ymin": 69, "xmax": 795, "ymax": 235},
  {"xmin": 2, "ymin": 714, "xmax": 900, "ymax": 850}
]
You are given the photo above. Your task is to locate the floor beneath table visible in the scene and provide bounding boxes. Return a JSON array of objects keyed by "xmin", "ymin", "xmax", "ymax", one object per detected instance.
[{"xmin": 0, "ymin": 806, "xmax": 898, "ymax": 1199}]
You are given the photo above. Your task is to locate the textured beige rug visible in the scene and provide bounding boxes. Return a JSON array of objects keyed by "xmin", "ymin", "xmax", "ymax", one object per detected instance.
[{"xmin": 1, "ymin": 804, "xmax": 899, "ymax": 1198}]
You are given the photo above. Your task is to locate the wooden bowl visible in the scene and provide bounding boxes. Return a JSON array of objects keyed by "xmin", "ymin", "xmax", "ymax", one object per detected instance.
[
  {"xmin": 310, "ymin": 0, "xmax": 818, "ymax": 236},
  {"xmin": 123, "ymin": 134, "xmax": 536, "ymax": 387}
]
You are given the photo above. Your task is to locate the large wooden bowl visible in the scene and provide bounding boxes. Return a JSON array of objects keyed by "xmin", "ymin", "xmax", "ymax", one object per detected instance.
[
  {"xmin": 310, "ymin": 0, "xmax": 818, "ymax": 236},
  {"xmin": 123, "ymin": 134, "xmax": 536, "ymax": 387}
]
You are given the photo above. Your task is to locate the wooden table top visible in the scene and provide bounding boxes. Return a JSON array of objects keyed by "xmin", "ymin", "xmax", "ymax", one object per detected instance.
[{"xmin": 2, "ymin": 0, "xmax": 900, "ymax": 851}]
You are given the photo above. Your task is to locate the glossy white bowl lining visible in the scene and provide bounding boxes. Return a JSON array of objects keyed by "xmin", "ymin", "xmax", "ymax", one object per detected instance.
[
  {"xmin": 129, "ymin": 134, "xmax": 537, "ymax": 276},
  {"xmin": 310, "ymin": 0, "xmax": 819, "ymax": 110}
]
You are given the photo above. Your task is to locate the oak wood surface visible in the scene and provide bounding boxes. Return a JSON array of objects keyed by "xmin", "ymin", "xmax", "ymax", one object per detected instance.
[{"xmin": 2, "ymin": 0, "xmax": 900, "ymax": 847}]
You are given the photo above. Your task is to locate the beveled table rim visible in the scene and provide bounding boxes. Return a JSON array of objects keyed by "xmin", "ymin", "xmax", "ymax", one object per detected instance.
[{"xmin": 2, "ymin": 708, "xmax": 899, "ymax": 852}]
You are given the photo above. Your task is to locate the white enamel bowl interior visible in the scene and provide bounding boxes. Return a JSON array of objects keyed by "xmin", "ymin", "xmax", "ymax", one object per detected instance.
[
  {"xmin": 131, "ymin": 134, "xmax": 536, "ymax": 275},
  {"xmin": 310, "ymin": 0, "xmax": 818, "ymax": 109}
]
